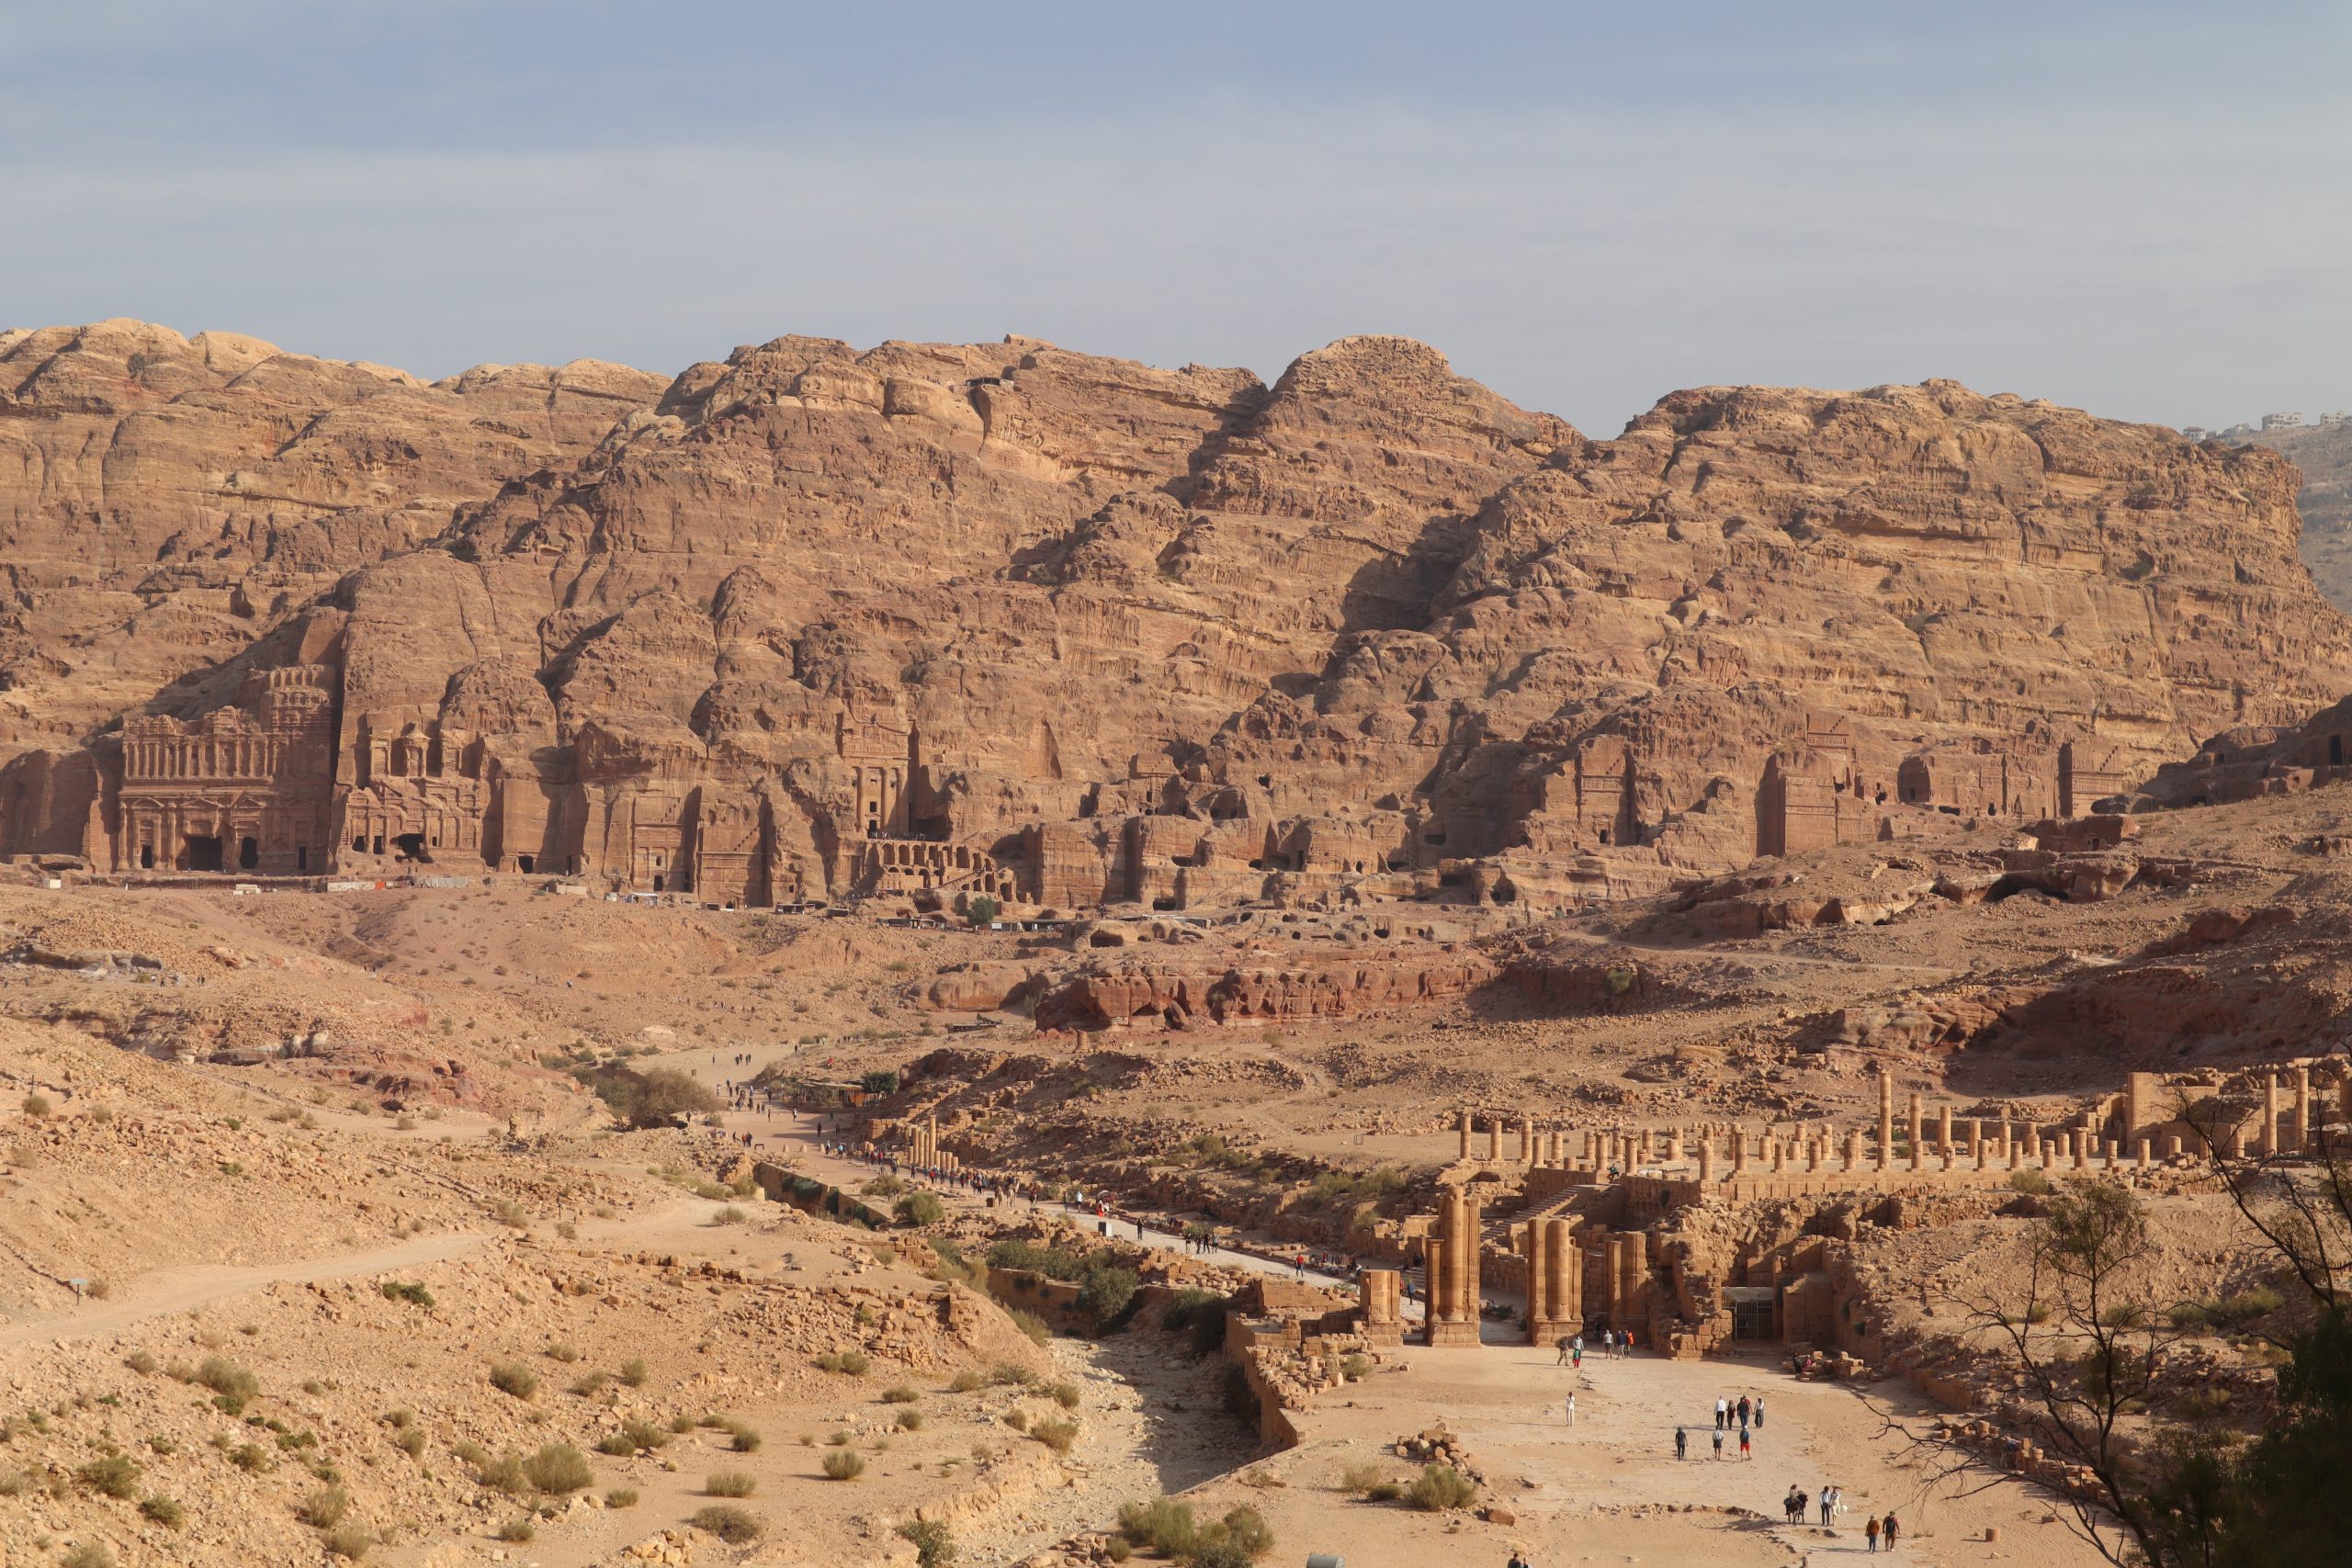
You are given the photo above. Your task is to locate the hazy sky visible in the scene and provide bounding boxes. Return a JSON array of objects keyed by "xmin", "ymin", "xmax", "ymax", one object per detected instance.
[{"xmin": 5, "ymin": 1, "xmax": 2346, "ymax": 434}]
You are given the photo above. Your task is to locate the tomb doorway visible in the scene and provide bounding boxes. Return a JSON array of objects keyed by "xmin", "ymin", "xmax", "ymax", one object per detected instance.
[
  {"xmin": 182, "ymin": 835, "xmax": 224, "ymax": 872},
  {"xmin": 238, "ymin": 836, "xmax": 259, "ymax": 871}
]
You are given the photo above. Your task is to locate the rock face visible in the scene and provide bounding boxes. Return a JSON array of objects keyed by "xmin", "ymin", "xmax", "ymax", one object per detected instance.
[
  {"xmin": 2245, "ymin": 419, "xmax": 2352, "ymax": 612},
  {"xmin": 5, "ymin": 321, "xmax": 2347, "ymax": 911}
]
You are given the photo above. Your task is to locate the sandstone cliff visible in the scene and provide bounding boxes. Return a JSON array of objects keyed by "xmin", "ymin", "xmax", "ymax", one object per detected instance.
[{"xmin": 5, "ymin": 320, "xmax": 2346, "ymax": 912}]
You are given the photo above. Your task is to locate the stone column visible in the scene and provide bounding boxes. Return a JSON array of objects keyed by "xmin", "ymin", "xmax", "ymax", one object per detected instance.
[
  {"xmin": 1974, "ymin": 1135, "xmax": 1988, "ymax": 1172},
  {"xmin": 2294, "ymin": 1068, "xmax": 2312, "ymax": 1155},
  {"xmin": 1457, "ymin": 1111, "xmax": 1471, "ymax": 1161},
  {"xmin": 1698, "ymin": 1136, "xmax": 1715, "ymax": 1184},
  {"xmin": 1939, "ymin": 1104, "xmax": 1954, "ymax": 1155},
  {"xmin": 2261, "ymin": 1073, "xmax": 2280, "ymax": 1157},
  {"xmin": 1519, "ymin": 1120, "xmax": 1533, "ymax": 1164},
  {"xmin": 1732, "ymin": 1128, "xmax": 1749, "ymax": 1176},
  {"xmin": 1544, "ymin": 1217, "xmax": 1577, "ymax": 1329},
  {"xmin": 1844, "ymin": 1131, "xmax": 1860, "ymax": 1172},
  {"xmin": 1618, "ymin": 1230, "xmax": 1647, "ymax": 1337},
  {"xmin": 1908, "ymin": 1093, "xmax": 1925, "ymax": 1159},
  {"xmin": 1522, "ymin": 1221, "xmax": 1550, "ymax": 1344},
  {"xmin": 2135, "ymin": 1138, "xmax": 2152, "ymax": 1171},
  {"xmin": 1878, "ymin": 1071, "xmax": 1894, "ymax": 1170},
  {"xmin": 1487, "ymin": 1120, "xmax": 1502, "ymax": 1163},
  {"xmin": 1547, "ymin": 1129, "xmax": 1562, "ymax": 1166},
  {"xmin": 2008, "ymin": 1138, "xmax": 2024, "ymax": 1171}
]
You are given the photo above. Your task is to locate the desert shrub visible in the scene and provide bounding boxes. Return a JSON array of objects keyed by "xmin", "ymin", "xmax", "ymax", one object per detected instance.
[
  {"xmin": 2007, "ymin": 1168, "xmax": 2052, "ymax": 1196},
  {"xmin": 899, "ymin": 1518, "xmax": 956, "ymax": 1568},
  {"xmin": 882, "ymin": 1384, "xmax": 920, "ymax": 1404},
  {"xmin": 949, "ymin": 1369, "xmax": 985, "ymax": 1393},
  {"xmin": 300, "ymin": 1486, "xmax": 350, "ymax": 1528},
  {"xmin": 140, "ymin": 1494, "xmax": 185, "ymax": 1527},
  {"xmin": 1162, "ymin": 1288, "xmax": 1232, "ymax": 1354},
  {"xmin": 605, "ymin": 1487, "xmax": 639, "ymax": 1508},
  {"xmin": 1364, "ymin": 1481, "xmax": 1403, "ymax": 1502},
  {"xmin": 864, "ymin": 1175, "xmax": 908, "ymax": 1198},
  {"xmin": 1209, "ymin": 1506, "xmax": 1273, "ymax": 1562},
  {"xmin": 1079, "ymin": 1267, "xmax": 1140, "ymax": 1329},
  {"xmin": 495, "ymin": 1516, "xmax": 535, "ymax": 1542},
  {"xmin": 896, "ymin": 1191, "xmax": 944, "ymax": 1227},
  {"xmin": 1030, "ymin": 1417, "xmax": 1079, "ymax": 1452},
  {"xmin": 1048, "ymin": 1381, "xmax": 1081, "ymax": 1410},
  {"xmin": 488, "ymin": 1362, "xmax": 539, "ymax": 1400},
  {"xmin": 594, "ymin": 1433, "xmax": 637, "ymax": 1456},
  {"xmin": 477, "ymin": 1453, "xmax": 529, "ymax": 1495},
  {"xmin": 451, "ymin": 1439, "xmax": 490, "ymax": 1468},
  {"xmin": 896, "ymin": 1408, "xmax": 923, "ymax": 1431},
  {"xmin": 1340, "ymin": 1353, "xmax": 1371, "ymax": 1379},
  {"xmin": 1408, "ymin": 1463, "xmax": 1476, "ymax": 1512},
  {"xmin": 693, "ymin": 1504, "xmax": 764, "ymax": 1543},
  {"xmin": 323, "ymin": 1523, "xmax": 372, "ymax": 1560},
  {"xmin": 570, "ymin": 1371, "xmax": 610, "ymax": 1397},
  {"xmin": 707, "ymin": 1206, "xmax": 747, "ymax": 1226},
  {"xmin": 228, "ymin": 1442, "xmax": 274, "ymax": 1473},
  {"xmin": 21, "ymin": 1093, "xmax": 51, "ymax": 1119},
  {"xmin": 379, "ymin": 1281, "xmax": 435, "ymax": 1308},
  {"xmin": 827, "ymin": 1429, "xmax": 853, "ymax": 1446},
  {"xmin": 524, "ymin": 1442, "xmax": 594, "ymax": 1495},
  {"xmin": 706, "ymin": 1469, "xmax": 756, "ymax": 1497},
  {"xmin": 1339, "ymin": 1461, "xmax": 1385, "ymax": 1494},
  {"xmin": 668, "ymin": 1413, "xmax": 695, "ymax": 1434},
  {"xmin": 61, "ymin": 1545, "xmax": 115, "ymax": 1568},
  {"xmin": 395, "ymin": 1429, "xmax": 426, "ymax": 1460},
  {"xmin": 545, "ymin": 1343, "xmax": 580, "ymax": 1364},
  {"xmin": 195, "ymin": 1357, "xmax": 259, "ymax": 1408},
  {"xmin": 1117, "ymin": 1496, "xmax": 1200, "ymax": 1557},
  {"xmin": 617, "ymin": 1357, "xmax": 649, "ymax": 1388},
  {"xmin": 815, "ymin": 1350, "xmax": 872, "ymax": 1376},
  {"xmin": 986, "ymin": 1239, "xmax": 1089, "ymax": 1281},
  {"xmin": 491, "ymin": 1198, "xmax": 527, "ymax": 1228},
  {"xmin": 726, "ymin": 1422, "xmax": 762, "ymax": 1452},
  {"xmin": 76, "ymin": 1453, "xmax": 141, "ymax": 1498},
  {"xmin": 589, "ymin": 1066, "xmax": 720, "ymax": 1129},
  {"xmin": 1003, "ymin": 1409, "xmax": 1029, "ymax": 1432},
  {"xmin": 1010, "ymin": 1310, "xmax": 1051, "ymax": 1346},
  {"xmin": 821, "ymin": 1449, "xmax": 865, "ymax": 1481},
  {"xmin": 123, "ymin": 1350, "xmax": 158, "ymax": 1375}
]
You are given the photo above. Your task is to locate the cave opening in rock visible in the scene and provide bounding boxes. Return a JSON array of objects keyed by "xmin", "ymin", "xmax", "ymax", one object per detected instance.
[
  {"xmin": 238, "ymin": 836, "xmax": 258, "ymax": 870},
  {"xmin": 182, "ymin": 835, "xmax": 223, "ymax": 872}
]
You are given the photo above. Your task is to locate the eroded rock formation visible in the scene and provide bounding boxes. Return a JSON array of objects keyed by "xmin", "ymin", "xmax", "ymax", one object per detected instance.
[{"xmin": 6, "ymin": 321, "xmax": 2346, "ymax": 908}]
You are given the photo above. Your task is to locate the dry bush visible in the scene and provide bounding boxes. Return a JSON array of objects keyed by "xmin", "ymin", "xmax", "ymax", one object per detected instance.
[
  {"xmin": 1048, "ymin": 1382, "xmax": 1080, "ymax": 1409},
  {"xmin": 706, "ymin": 1469, "xmax": 756, "ymax": 1497},
  {"xmin": 617, "ymin": 1358, "xmax": 648, "ymax": 1388},
  {"xmin": 300, "ymin": 1486, "xmax": 350, "ymax": 1528},
  {"xmin": 693, "ymin": 1504, "xmax": 763, "ymax": 1543},
  {"xmin": 524, "ymin": 1443, "xmax": 593, "ymax": 1495},
  {"xmin": 488, "ymin": 1362, "xmax": 538, "ymax": 1400},
  {"xmin": 75, "ymin": 1453, "xmax": 141, "ymax": 1498},
  {"xmin": 821, "ymin": 1450, "xmax": 865, "ymax": 1481},
  {"xmin": 323, "ymin": 1523, "xmax": 372, "ymax": 1560},
  {"xmin": 495, "ymin": 1517, "xmax": 535, "ymax": 1542},
  {"xmin": 1408, "ymin": 1464, "xmax": 1476, "ymax": 1512},
  {"xmin": 815, "ymin": 1350, "xmax": 871, "ymax": 1376},
  {"xmin": 881, "ymin": 1385, "xmax": 919, "ymax": 1404},
  {"xmin": 1030, "ymin": 1417, "xmax": 1079, "ymax": 1453},
  {"xmin": 140, "ymin": 1495, "xmax": 185, "ymax": 1528},
  {"xmin": 605, "ymin": 1487, "xmax": 639, "ymax": 1508}
]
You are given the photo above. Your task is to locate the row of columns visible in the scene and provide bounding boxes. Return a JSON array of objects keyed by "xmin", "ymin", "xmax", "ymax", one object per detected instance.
[
  {"xmin": 902, "ymin": 1115, "xmax": 961, "ymax": 1172},
  {"xmin": 1423, "ymin": 1186, "xmax": 1483, "ymax": 1345}
]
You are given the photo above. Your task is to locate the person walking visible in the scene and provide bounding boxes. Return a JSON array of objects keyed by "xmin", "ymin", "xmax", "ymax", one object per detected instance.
[
  {"xmin": 1738, "ymin": 1427, "xmax": 1752, "ymax": 1461},
  {"xmin": 1564, "ymin": 1392, "xmax": 1576, "ymax": 1426},
  {"xmin": 1711, "ymin": 1427, "xmax": 1724, "ymax": 1461},
  {"xmin": 1820, "ymin": 1486, "xmax": 1835, "ymax": 1525},
  {"xmin": 1675, "ymin": 1425, "xmax": 1688, "ymax": 1460},
  {"xmin": 1883, "ymin": 1512, "xmax": 1900, "ymax": 1550},
  {"xmin": 1714, "ymin": 1395, "xmax": 1727, "ymax": 1431},
  {"xmin": 1753, "ymin": 1393, "xmax": 1765, "ymax": 1428},
  {"xmin": 1737, "ymin": 1394, "xmax": 1751, "ymax": 1430},
  {"xmin": 1865, "ymin": 1516, "xmax": 1880, "ymax": 1553},
  {"xmin": 1555, "ymin": 1333, "xmax": 1573, "ymax": 1366},
  {"xmin": 1571, "ymin": 1337, "xmax": 1583, "ymax": 1371}
]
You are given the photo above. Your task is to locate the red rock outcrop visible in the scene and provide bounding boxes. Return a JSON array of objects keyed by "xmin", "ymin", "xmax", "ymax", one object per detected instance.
[{"xmin": 6, "ymin": 321, "xmax": 2347, "ymax": 915}]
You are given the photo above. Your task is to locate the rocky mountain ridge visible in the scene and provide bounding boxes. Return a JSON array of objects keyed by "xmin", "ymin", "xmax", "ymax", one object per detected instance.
[{"xmin": 4, "ymin": 318, "xmax": 2346, "ymax": 912}]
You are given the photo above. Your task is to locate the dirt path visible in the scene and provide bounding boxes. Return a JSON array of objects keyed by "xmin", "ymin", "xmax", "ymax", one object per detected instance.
[{"xmin": 0, "ymin": 1197, "xmax": 705, "ymax": 1348}]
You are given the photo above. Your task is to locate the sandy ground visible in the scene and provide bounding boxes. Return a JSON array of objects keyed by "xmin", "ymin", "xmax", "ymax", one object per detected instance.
[{"xmin": 1204, "ymin": 1339, "xmax": 2109, "ymax": 1568}]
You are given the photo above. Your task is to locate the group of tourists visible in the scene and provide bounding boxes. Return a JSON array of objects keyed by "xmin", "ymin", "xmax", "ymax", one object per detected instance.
[{"xmin": 1781, "ymin": 1483, "xmax": 1849, "ymax": 1524}]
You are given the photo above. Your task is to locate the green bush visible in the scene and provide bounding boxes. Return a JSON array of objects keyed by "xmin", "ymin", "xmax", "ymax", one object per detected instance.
[
  {"xmin": 77, "ymin": 1453, "xmax": 142, "ymax": 1498},
  {"xmin": 707, "ymin": 1469, "xmax": 757, "ymax": 1497},
  {"xmin": 727, "ymin": 1422, "xmax": 763, "ymax": 1453},
  {"xmin": 617, "ymin": 1357, "xmax": 649, "ymax": 1388},
  {"xmin": 478, "ymin": 1453, "xmax": 529, "ymax": 1495},
  {"xmin": 195, "ymin": 1357, "xmax": 260, "ymax": 1408},
  {"xmin": 896, "ymin": 1192, "xmax": 945, "ymax": 1227},
  {"xmin": 299, "ymin": 1485, "xmax": 349, "ymax": 1527},
  {"xmin": 1079, "ymin": 1267, "xmax": 1140, "ymax": 1328},
  {"xmin": 140, "ymin": 1495, "xmax": 186, "ymax": 1528},
  {"xmin": 524, "ymin": 1442, "xmax": 594, "ymax": 1495},
  {"xmin": 1408, "ymin": 1463, "xmax": 1476, "ymax": 1512},
  {"xmin": 588, "ymin": 1066, "xmax": 720, "ymax": 1129},
  {"xmin": 62, "ymin": 1545, "xmax": 115, "ymax": 1568},
  {"xmin": 1364, "ymin": 1481, "xmax": 1403, "ymax": 1502},
  {"xmin": 899, "ymin": 1518, "xmax": 956, "ymax": 1568},
  {"xmin": 986, "ymin": 1239, "xmax": 1090, "ymax": 1281},
  {"xmin": 815, "ymin": 1350, "xmax": 872, "ymax": 1376},
  {"xmin": 897, "ymin": 1408, "xmax": 923, "ymax": 1431},
  {"xmin": 882, "ymin": 1384, "xmax": 920, "ymax": 1403},
  {"xmin": 821, "ymin": 1450, "xmax": 865, "ymax": 1481},
  {"xmin": 605, "ymin": 1488, "xmax": 639, "ymax": 1508},
  {"xmin": 693, "ymin": 1504, "xmax": 764, "ymax": 1543},
  {"xmin": 496, "ymin": 1517, "xmax": 535, "ymax": 1543},
  {"xmin": 1117, "ymin": 1497, "xmax": 1201, "ymax": 1556},
  {"xmin": 379, "ymin": 1281, "xmax": 435, "ymax": 1307},
  {"xmin": 1031, "ymin": 1417, "xmax": 1079, "ymax": 1452}
]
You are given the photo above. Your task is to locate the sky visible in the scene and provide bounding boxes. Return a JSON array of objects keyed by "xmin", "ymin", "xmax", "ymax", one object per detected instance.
[{"xmin": 3, "ymin": 0, "xmax": 2347, "ymax": 434}]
